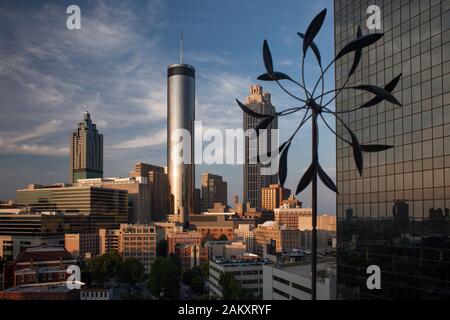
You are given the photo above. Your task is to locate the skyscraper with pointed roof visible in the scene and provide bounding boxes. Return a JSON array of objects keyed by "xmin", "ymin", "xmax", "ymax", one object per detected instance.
[{"xmin": 70, "ymin": 111, "xmax": 103, "ymax": 183}]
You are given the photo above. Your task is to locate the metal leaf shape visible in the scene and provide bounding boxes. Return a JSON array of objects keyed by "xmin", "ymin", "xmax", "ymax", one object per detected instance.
[
  {"xmin": 349, "ymin": 130, "xmax": 363, "ymax": 176},
  {"xmin": 348, "ymin": 26, "xmax": 362, "ymax": 76},
  {"xmin": 318, "ymin": 164, "xmax": 338, "ymax": 194},
  {"xmin": 257, "ymin": 72, "xmax": 292, "ymax": 81},
  {"xmin": 263, "ymin": 40, "xmax": 274, "ymax": 75},
  {"xmin": 336, "ymin": 33, "xmax": 383, "ymax": 60},
  {"xmin": 303, "ymin": 9, "xmax": 327, "ymax": 56},
  {"xmin": 353, "ymin": 85, "xmax": 401, "ymax": 106},
  {"xmin": 296, "ymin": 162, "xmax": 317, "ymax": 195},
  {"xmin": 359, "ymin": 74, "xmax": 402, "ymax": 109},
  {"xmin": 360, "ymin": 144, "xmax": 393, "ymax": 152},
  {"xmin": 256, "ymin": 116, "xmax": 275, "ymax": 136},
  {"xmin": 278, "ymin": 142, "xmax": 291, "ymax": 187},
  {"xmin": 236, "ymin": 99, "xmax": 271, "ymax": 118},
  {"xmin": 297, "ymin": 33, "xmax": 321, "ymax": 66}
]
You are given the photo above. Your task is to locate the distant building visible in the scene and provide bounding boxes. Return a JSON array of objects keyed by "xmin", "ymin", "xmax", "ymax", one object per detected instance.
[
  {"xmin": 16, "ymin": 184, "xmax": 128, "ymax": 232},
  {"xmin": 254, "ymin": 221, "xmax": 301, "ymax": 256},
  {"xmin": 261, "ymin": 184, "xmax": 291, "ymax": 211},
  {"xmin": 233, "ymin": 224, "xmax": 255, "ymax": 254},
  {"xmin": 263, "ymin": 258, "xmax": 336, "ymax": 300},
  {"xmin": 207, "ymin": 202, "xmax": 230, "ymax": 213},
  {"xmin": 120, "ymin": 224, "xmax": 156, "ymax": 274},
  {"xmin": 129, "ymin": 163, "xmax": 169, "ymax": 221},
  {"xmin": 64, "ymin": 233, "xmax": 99, "ymax": 259},
  {"xmin": 201, "ymin": 173, "xmax": 228, "ymax": 212},
  {"xmin": 243, "ymin": 84, "xmax": 278, "ymax": 209},
  {"xmin": 167, "ymin": 231, "xmax": 203, "ymax": 255},
  {"xmin": 194, "ymin": 188, "xmax": 201, "ymax": 214},
  {"xmin": 274, "ymin": 207, "xmax": 312, "ymax": 230},
  {"xmin": 205, "ymin": 240, "xmax": 246, "ymax": 260},
  {"xmin": 75, "ymin": 177, "xmax": 152, "ymax": 224},
  {"xmin": 153, "ymin": 222, "xmax": 181, "ymax": 242},
  {"xmin": 80, "ymin": 287, "xmax": 113, "ymax": 300},
  {"xmin": 209, "ymin": 255, "xmax": 269, "ymax": 298},
  {"xmin": 189, "ymin": 213, "xmax": 234, "ymax": 240},
  {"xmin": 70, "ymin": 111, "xmax": 103, "ymax": 183},
  {"xmin": 178, "ymin": 244, "xmax": 208, "ymax": 272},
  {"xmin": 98, "ymin": 224, "xmax": 156, "ymax": 274}
]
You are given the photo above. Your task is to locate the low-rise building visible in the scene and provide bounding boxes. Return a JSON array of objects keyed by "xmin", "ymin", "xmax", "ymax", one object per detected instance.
[
  {"xmin": 208, "ymin": 255, "xmax": 270, "ymax": 299},
  {"xmin": 64, "ymin": 233, "xmax": 99, "ymax": 259},
  {"xmin": 167, "ymin": 231, "xmax": 203, "ymax": 255},
  {"xmin": 178, "ymin": 244, "xmax": 208, "ymax": 272},
  {"xmin": 254, "ymin": 221, "xmax": 301, "ymax": 256},
  {"xmin": 263, "ymin": 257, "xmax": 336, "ymax": 300},
  {"xmin": 80, "ymin": 287, "xmax": 113, "ymax": 300},
  {"xmin": 120, "ymin": 224, "xmax": 156, "ymax": 274},
  {"xmin": 233, "ymin": 224, "xmax": 255, "ymax": 254}
]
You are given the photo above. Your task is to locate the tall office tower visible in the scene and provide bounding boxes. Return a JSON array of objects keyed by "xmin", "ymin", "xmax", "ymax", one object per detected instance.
[
  {"xmin": 70, "ymin": 111, "xmax": 103, "ymax": 183},
  {"xmin": 201, "ymin": 173, "xmax": 228, "ymax": 212},
  {"xmin": 167, "ymin": 63, "xmax": 195, "ymax": 228},
  {"xmin": 335, "ymin": 0, "xmax": 450, "ymax": 299},
  {"xmin": 243, "ymin": 84, "xmax": 278, "ymax": 210}
]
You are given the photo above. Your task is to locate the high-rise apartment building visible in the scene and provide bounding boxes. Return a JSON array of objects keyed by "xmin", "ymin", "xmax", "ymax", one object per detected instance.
[
  {"xmin": 335, "ymin": 0, "xmax": 450, "ymax": 299},
  {"xmin": 261, "ymin": 184, "xmax": 291, "ymax": 211},
  {"xmin": 167, "ymin": 64, "xmax": 196, "ymax": 227},
  {"xmin": 201, "ymin": 173, "xmax": 228, "ymax": 212},
  {"xmin": 243, "ymin": 84, "xmax": 278, "ymax": 209},
  {"xmin": 70, "ymin": 111, "xmax": 103, "ymax": 183}
]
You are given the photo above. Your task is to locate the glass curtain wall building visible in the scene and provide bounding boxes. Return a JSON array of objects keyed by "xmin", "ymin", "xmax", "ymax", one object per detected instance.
[{"xmin": 335, "ymin": 0, "xmax": 450, "ymax": 299}]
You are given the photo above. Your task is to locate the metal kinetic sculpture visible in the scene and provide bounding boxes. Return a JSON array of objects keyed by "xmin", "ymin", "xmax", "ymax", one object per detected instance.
[{"xmin": 236, "ymin": 9, "xmax": 402, "ymax": 300}]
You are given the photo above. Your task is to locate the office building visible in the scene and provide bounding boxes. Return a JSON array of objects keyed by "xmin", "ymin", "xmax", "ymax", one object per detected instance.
[
  {"xmin": 205, "ymin": 240, "xmax": 247, "ymax": 260},
  {"xmin": 263, "ymin": 258, "xmax": 336, "ymax": 300},
  {"xmin": 209, "ymin": 255, "xmax": 269, "ymax": 298},
  {"xmin": 167, "ymin": 231, "xmax": 203, "ymax": 255},
  {"xmin": 167, "ymin": 63, "xmax": 196, "ymax": 227},
  {"xmin": 64, "ymin": 233, "xmax": 99, "ymax": 258},
  {"xmin": 261, "ymin": 184, "xmax": 291, "ymax": 211},
  {"xmin": 201, "ymin": 173, "xmax": 228, "ymax": 212},
  {"xmin": 129, "ymin": 163, "xmax": 170, "ymax": 221},
  {"xmin": 335, "ymin": 0, "xmax": 450, "ymax": 299},
  {"xmin": 243, "ymin": 84, "xmax": 278, "ymax": 209},
  {"xmin": 120, "ymin": 224, "xmax": 156, "ymax": 274},
  {"xmin": 16, "ymin": 184, "xmax": 128, "ymax": 232},
  {"xmin": 178, "ymin": 244, "xmax": 208, "ymax": 272},
  {"xmin": 75, "ymin": 177, "xmax": 152, "ymax": 224},
  {"xmin": 70, "ymin": 111, "xmax": 103, "ymax": 183},
  {"xmin": 274, "ymin": 207, "xmax": 312, "ymax": 230},
  {"xmin": 233, "ymin": 224, "xmax": 256, "ymax": 254},
  {"xmin": 254, "ymin": 221, "xmax": 302, "ymax": 256},
  {"xmin": 189, "ymin": 213, "xmax": 234, "ymax": 240},
  {"xmin": 98, "ymin": 228, "xmax": 120, "ymax": 255}
]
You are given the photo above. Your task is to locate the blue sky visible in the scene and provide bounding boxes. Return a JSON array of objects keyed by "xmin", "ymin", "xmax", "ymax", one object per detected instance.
[{"xmin": 0, "ymin": 0, "xmax": 336, "ymax": 214}]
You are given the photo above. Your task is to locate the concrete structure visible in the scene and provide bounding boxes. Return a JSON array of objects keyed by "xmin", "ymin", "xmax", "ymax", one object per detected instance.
[
  {"xmin": 261, "ymin": 184, "xmax": 291, "ymax": 211},
  {"xmin": 129, "ymin": 163, "xmax": 170, "ymax": 221},
  {"xmin": 263, "ymin": 258, "xmax": 336, "ymax": 300},
  {"xmin": 16, "ymin": 184, "xmax": 128, "ymax": 232},
  {"xmin": 254, "ymin": 221, "xmax": 301, "ymax": 256},
  {"xmin": 201, "ymin": 173, "xmax": 228, "ymax": 212},
  {"xmin": 243, "ymin": 84, "xmax": 278, "ymax": 209},
  {"xmin": 70, "ymin": 111, "xmax": 103, "ymax": 183},
  {"xmin": 167, "ymin": 63, "xmax": 195, "ymax": 227},
  {"xmin": 75, "ymin": 177, "xmax": 152, "ymax": 224},
  {"xmin": 209, "ymin": 255, "xmax": 270, "ymax": 298},
  {"xmin": 64, "ymin": 233, "xmax": 99, "ymax": 258}
]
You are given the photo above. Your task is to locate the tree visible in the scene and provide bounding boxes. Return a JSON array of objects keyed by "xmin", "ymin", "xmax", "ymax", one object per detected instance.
[
  {"xmin": 218, "ymin": 234, "xmax": 228, "ymax": 241},
  {"xmin": 147, "ymin": 257, "xmax": 180, "ymax": 299},
  {"xmin": 156, "ymin": 239, "xmax": 168, "ymax": 257},
  {"xmin": 190, "ymin": 276, "xmax": 205, "ymax": 295},
  {"xmin": 219, "ymin": 272, "xmax": 253, "ymax": 300},
  {"xmin": 88, "ymin": 251, "xmax": 122, "ymax": 284},
  {"xmin": 117, "ymin": 258, "xmax": 145, "ymax": 286}
]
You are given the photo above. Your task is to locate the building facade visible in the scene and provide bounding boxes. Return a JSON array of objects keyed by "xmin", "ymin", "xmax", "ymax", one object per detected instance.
[
  {"xmin": 243, "ymin": 84, "xmax": 278, "ymax": 209},
  {"xmin": 335, "ymin": 0, "xmax": 450, "ymax": 299},
  {"xmin": 254, "ymin": 221, "xmax": 302, "ymax": 256},
  {"xmin": 70, "ymin": 111, "xmax": 103, "ymax": 183},
  {"xmin": 261, "ymin": 184, "xmax": 291, "ymax": 211},
  {"xmin": 119, "ymin": 224, "xmax": 156, "ymax": 274},
  {"xmin": 64, "ymin": 233, "xmax": 99, "ymax": 258},
  {"xmin": 201, "ymin": 173, "xmax": 228, "ymax": 212},
  {"xmin": 167, "ymin": 64, "xmax": 196, "ymax": 227},
  {"xmin": 274, "ymin": 207, "xmax": 312, "ymax": 230},
  {"xmin": 167, "ymin": 231, "xmax": 203, "ymax": 255}
]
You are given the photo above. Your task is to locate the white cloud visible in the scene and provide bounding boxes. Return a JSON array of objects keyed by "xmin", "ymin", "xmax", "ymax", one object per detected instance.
[{"xmin": 111, "ymin": 129, "xmax": 166, "ymax": 149}]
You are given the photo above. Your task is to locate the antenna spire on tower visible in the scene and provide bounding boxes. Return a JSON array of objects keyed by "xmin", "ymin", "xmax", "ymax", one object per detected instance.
[{"xmin": 180, "ymin": 32, "xmax": 183, "ymax": 64}]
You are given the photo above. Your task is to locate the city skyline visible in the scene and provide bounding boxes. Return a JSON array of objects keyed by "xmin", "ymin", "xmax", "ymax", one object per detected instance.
[{"xmin": 0, "ymin": 0, "xmax": 336, "ymax": 214}]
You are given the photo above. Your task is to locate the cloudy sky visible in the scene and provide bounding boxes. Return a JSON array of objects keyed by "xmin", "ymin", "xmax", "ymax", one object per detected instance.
[{"xmin": 0, "ymin": 0, "xmax": 337, "ymax": 214}]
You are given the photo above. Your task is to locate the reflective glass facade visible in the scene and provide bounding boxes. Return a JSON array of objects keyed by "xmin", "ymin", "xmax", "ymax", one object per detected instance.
[{"xmin": 335, "ymin": 0, "xmax": 450, "ymax": 299}]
